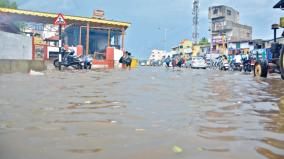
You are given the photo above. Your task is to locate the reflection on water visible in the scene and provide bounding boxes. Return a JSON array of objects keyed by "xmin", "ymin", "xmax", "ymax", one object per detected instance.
[{"xmin": 0, "ymin": 68, "xmax": 283, "ymax": 159}]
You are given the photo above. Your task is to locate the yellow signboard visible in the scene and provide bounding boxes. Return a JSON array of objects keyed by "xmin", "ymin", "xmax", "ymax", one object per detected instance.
[
  {"xmin": 131, "ymin": 58, "xmax": 138, "ymax": 68},
  {"xmin": 280, "ymin": 17, "xmax": 284, "ymax": 28},
  {"xmin": 34, "ymin": 37, "xmax": 45, "ymax": 45}
]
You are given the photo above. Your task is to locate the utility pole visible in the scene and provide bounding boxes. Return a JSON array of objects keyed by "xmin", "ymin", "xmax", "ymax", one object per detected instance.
[
  {"xmin": 164, "ymin": 28, "xmax": 167, "ymax": 52},
  {"xmin": 158, "ymin": 27, "xmax": 168, "ymax": 52},
  {"xmin": 192, "ymin": 0, "xmax": 199, "ymax": 44},
  {"xmin": 54, "ymin": 13, "xmax": 67, "ymax": 71},
  {"xmin": 58, "ymin": 24, "xmax": 62, "ymax": 70}
]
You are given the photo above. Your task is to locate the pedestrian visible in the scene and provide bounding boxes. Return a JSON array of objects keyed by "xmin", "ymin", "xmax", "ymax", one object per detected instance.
[
  {"xmin": 177, "ymin": 54, "xmax": 183, "ymax": 68},
  {"xmin": 119, "ymin": 53, "xmax": 127, "ymax": 69},
  {"xmin": 119, "ymin": 54, "xmax": 126, "ymax": 64},
  {"xmin": 125, "ymin": 51, "xmax": 132, "ymax": 69},
  {"xmin": 172, "ymin": 57, "xmax": 177, "ymax": 69},
  {"xmin": 165, "ymin": 55, "xmax": 171, "ymax": 68}
]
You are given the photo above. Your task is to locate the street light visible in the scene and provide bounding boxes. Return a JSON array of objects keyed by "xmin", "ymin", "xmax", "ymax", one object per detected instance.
[{"xmin": 157, "ymin": 27, "xmax": 168, "ymax": 52}]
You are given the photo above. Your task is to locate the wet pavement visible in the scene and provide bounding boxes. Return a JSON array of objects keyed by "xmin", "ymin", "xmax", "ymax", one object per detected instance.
[{"xmin": 0, "ymin": 67, "xmax": 284, "ymax": 159}]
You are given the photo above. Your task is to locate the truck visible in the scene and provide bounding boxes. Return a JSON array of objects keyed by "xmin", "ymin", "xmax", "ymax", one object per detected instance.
[{"xmin": 254, "ymin": 0, "xmax": 284, "ymax": 80}]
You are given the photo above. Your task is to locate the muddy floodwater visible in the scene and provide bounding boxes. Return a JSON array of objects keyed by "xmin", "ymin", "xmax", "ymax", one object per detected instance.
[{"xmin": 0, "ymin": 67, "xmax": 284, "ymax": 159}]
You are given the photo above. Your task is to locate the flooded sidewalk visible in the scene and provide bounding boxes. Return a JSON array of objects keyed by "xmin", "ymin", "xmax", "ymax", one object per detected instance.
[{"xmin": 0, "ymin": 68, "xmax": 284, "ymax": 159}]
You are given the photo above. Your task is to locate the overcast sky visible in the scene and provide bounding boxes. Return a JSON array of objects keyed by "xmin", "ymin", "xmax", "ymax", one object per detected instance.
[{"xmin": 16, "ymin": 0, "xmax": 284, "ymax": 59}]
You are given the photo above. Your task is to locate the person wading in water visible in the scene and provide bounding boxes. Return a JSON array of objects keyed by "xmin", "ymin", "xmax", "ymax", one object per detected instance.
[
  {"xmin": 119, "ymin": 51, "xmax": 132, "ymax": 69},
  {"xmin": 165, "ymin": 55, "xmax": 171, "ymax": 68}
]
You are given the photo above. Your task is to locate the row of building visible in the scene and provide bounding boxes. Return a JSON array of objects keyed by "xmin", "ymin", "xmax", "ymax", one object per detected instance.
[
  {"xmin": 209, "ymin": 5, "xmax": 284, "ymax": 55},
  {"xmin": 149, "ymin": 39, "xmax": 210, "ymax": 62},
  {"xmin": 149, "ymin": 4, "xmax": 284, "ymax": 62}
]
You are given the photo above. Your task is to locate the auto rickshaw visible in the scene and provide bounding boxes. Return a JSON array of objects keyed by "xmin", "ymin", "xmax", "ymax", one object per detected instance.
[{"xmin": 254, "ymin": 0, "xmax": 284, "ymax": 80}]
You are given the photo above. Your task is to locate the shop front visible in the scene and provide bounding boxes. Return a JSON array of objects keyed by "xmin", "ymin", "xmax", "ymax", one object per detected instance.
[
  {"xmin": 0, "ymin": 7, "xmax": 130, "ymax": 68},
  {"xmin": 64, "ymin": 25, "xmax": 124, "ymax": 68}
]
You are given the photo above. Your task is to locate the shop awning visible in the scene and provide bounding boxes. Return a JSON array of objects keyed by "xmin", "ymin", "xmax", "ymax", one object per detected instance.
[
  {"xmin": 44, "ymin": 35, "xmax": 59, "ymax": 41},
  {"xmin": 0, "ymin": 7, "xmax": 131, "ymax": 29},
  {"xmin": 274, "ymin": 0, "xmax": 284, "ymax": 8}
]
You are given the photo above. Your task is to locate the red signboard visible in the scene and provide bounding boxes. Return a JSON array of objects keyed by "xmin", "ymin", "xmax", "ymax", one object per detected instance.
[{"xmin": 54, "ymin": 13, "xmax": 66, "ymax": 26}]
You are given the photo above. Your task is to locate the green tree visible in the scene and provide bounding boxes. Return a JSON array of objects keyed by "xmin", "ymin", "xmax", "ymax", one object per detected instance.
[
  {"xmin": 199, "ymin": 37, "xmax": 210, "ymax": 46},
  {"xmin": 0, "ymin": 0, "xmax": 17, "ymax": 9}
]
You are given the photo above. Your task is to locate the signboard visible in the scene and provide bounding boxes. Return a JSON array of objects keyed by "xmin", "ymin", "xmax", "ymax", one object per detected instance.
[
  {"xmin": 93, "ymin": 10, "xmax": 105, "ymax": 18},
  {"xmin": 212, "ymin": 36, "xmax": 224, "ymax": 44},
  {"xmin": 54, "ymin": 13, "xmax": 66, "ymax": 70},
  {"xmin": 280, "ymin": 17, "xmax": 284, "ymax": 28},
  {"xmin": 34, "ymin": 37, "xmax": 45, "ymax": 45},
  {"xmin": 18, "ymin": 22, "xmax": 44, "ymax": 32},
  {"xmin": 54, "ymin": 13, "xmax": 66, "ymax": 26}
]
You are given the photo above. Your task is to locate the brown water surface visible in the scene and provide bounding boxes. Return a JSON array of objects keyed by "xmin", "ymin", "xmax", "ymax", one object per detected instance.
[{"xmin": 0, "ymin": 68, "xmax": 283, "ymax": 159}]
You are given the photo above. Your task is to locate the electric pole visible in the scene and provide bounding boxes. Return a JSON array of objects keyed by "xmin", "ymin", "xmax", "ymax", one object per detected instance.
[{"xmin": 192, "ymin": 0, "xmax": 199, "ymax": 44}]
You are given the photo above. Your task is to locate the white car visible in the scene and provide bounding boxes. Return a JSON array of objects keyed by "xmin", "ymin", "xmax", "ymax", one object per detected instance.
[{"xmin": 191, "ymin": 57, "xmax": 207, "ymax": 69}]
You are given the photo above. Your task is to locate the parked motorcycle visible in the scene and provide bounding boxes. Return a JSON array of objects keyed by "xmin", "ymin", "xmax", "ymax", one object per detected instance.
[
  {"xmin": 211, "ymin": 56, "xmax": 222, "ymax": 69},
  {"xmin": 53, "ymin": 50, "xmax": 83, "ymax": 69},
  {"xmin": 230, "ymin": 61, "xmax": 243, "ymax": 72}
]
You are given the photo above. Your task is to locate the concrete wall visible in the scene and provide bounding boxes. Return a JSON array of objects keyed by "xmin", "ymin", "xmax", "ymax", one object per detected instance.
[
  {"xmin": 0, "ymin": 60, "xmax": 46, "ymax": 74},
  {"xmin": 0, "ymin": 31, "xmax": 32, "ymax": 60},
  {"xmin": 209, "ymin": 5, "xmax": 240, "ymax": 23},
  {"xmin": 209, "ymin": 5, "xmax": 252, "ymax": 43},
  {"xmin": 231, "ymin": 23, "xmax": 252, "ymax": 41},
  {"xmin": 114, "ymin": 48, "xmax": 123, "ymax": 68}
]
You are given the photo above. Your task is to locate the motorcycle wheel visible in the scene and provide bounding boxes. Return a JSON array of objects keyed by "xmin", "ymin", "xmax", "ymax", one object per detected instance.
[
  {"xmin": 77, "ymin": 64, "xmax": 83, "ymax": 70},
  {"xmin": 53, "ymin": 59, "xmax": 59, "ymax": 68},
  {"xmin": 280, "ymin": 46, "xmax": 284, "ymax": 80},
  {"xmin": 254, "ymin": 61, "xmax": 268, "ymax": 78}
]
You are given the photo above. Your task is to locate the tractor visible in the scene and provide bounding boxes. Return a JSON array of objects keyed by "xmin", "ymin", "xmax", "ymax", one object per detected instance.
[{"xmin": 254, "ymin": 0, "xmax": 284, "ymax": 80}]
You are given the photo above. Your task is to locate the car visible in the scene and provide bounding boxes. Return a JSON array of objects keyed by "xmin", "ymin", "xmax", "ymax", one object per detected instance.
[
  {"xmin": 191, "ymin": 57, "xmax": 207, "ymax": 69},
  {"xmin": 139, "ymin": 60, "xmax": 147, "ymax": 66},
  {"xmin": 140, "ymin": 62, "xmax": 146, "ymax": 66}
]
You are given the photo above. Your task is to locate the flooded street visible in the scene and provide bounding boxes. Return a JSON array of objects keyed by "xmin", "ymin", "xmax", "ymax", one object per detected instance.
[{"xmin": 0, "ymin": 68, "xmax": 284, "ymax": 159}]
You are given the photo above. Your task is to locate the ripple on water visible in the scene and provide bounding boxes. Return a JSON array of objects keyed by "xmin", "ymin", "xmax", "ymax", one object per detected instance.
[
  {"xmin": 256, "ymin": 147, "xmax": 284, "ymax": 159},
  {"xmin": 67, "ymin": 148, "xmax": 103, "ymax": 153},
  {"xmin": 202, "ymin": 147, "xmax": 230, "ymax": 152},
  {"xmin": 261, "ymin": 138, "xmax": 284, "ymax": 150},
  {"xmin": 199, "ymin": 125, "xmax": 238, "ymax": 134}
]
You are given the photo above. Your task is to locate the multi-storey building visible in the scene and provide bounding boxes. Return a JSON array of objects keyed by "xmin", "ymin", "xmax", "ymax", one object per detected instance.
[{"xmin": 209, "ymin": 5, "xmax": 252, "ymax": 54}]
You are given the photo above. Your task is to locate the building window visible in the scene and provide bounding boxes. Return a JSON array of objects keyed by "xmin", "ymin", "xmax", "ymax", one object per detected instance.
[
  {"xmin": 110, "ymin": 30, "xmax": 122, "ymax": 49},
  {"xmin": 247, "ymin": 33, "xmax": 250, "ymax": 37},
  {"xmin": 213, "ymin": 9, "xmax": 218, "ymax": 14},
  {"xmin": 227, "ymin": 10, "xmax": 231, "ymax": 16}
]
